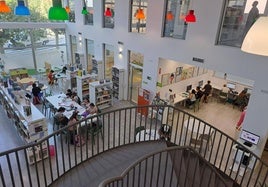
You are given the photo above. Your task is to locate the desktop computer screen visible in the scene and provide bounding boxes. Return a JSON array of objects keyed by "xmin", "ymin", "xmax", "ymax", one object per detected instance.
[
  {"xmin": 240, "ymin": 129, "xmax": 260, "ymax": 147},
  {"xmin": 198, "ymin": 80, "xmax": 203, "ymax": 87},
  {"xmin": 186, "ymin": 85, "xmax": 192, "ymax": 92},
  {"xmin": 227, "ymin": 82, "xmax": 236, "ymax": 90}
]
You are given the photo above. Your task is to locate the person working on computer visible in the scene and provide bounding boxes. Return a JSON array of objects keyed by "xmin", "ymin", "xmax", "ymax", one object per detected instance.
[
  {"xmin": 236, "ymin": 106, "xmax": 247, "ymax": 130},
  {"xmin": 221, "ymin": 84, "xmax": 229, "ymax": 94}
]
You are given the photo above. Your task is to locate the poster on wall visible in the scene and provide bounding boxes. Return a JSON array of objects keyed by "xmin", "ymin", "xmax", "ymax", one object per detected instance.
[
  {"xmin": 161, "ymin": 73, "xmax": 170, "ymax": 87},
  {"xmin": 187, "ymin": 67, "xmax": 194, "ymax": 78},
  {"xmin": 193, "ymin": 67, "xmax": 199, "ymax": 77},
  {"xmin": 175, "ymin": 67, "xmax": 183, "ymax": 82}
]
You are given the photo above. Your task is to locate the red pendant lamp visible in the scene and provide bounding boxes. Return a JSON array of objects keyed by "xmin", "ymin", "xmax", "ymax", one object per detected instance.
[
  {"xmin": 166, "ymin": 11, "xmax": 174, "ymax": 21},
  {"xmin": 104, "ymin": 7, "xmax": 112, "ymax": 17},
  {"xmin": 135, "ymin": 8, "xmax": 145, "ymax": 20},
  {"xmin": 185, "ymin": 10, "xmax": 196, "ymax": 23},
  {"xmin": 0, "ymin": 0, "xmax": 11, "ymax": 13}
]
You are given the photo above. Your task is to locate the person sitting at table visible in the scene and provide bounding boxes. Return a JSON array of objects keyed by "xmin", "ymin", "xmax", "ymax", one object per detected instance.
[
  {"xmin": 66, "ymin": 89, "xmax": 72, "ymax": 98},
  {"xmin": 71, "ymin": 92, "xmax": 81, "ymax": 105},
  {"xmin": 186, "ymin": 89, "xmax": 196, "ymax": 107},
  {"xmin": 81, "ymin": 98, "xmax": 90, "ymax": 108},
  {"xmin": 195, "ymin": 86, "xmax": 203, "ymax": 100},
  {"xmin": 221, "ymin": 84, "xmax": 229, "ymax": 94},
  {"xmin": 32, "ymin": 83, "xmax": 41, "ymax": 105},
  {"xmin": 47, "ymin": 70, "xmax": 55, "ymax": 85},
  {"xmin": 54, "ymin": 107, "xmax": 68, "ymax": 127},
  {"xmin": 158, "ymin": 124, "xmax": 171, "ymax": 141},
  {"xmin": 68, "ymin": 111, "xmax": 79, "ymax": 145}
]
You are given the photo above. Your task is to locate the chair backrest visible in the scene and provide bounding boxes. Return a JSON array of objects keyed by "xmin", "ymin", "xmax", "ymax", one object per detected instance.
[
  {"xmin": 135, "ymin": 126, "xmax": 145, "ymax": 135},
  {"xmin": 199, "ymin": 130, "xmax": 215, "ymax": 142},
  {"xmin": 219, "ymin": 91, "xmax": 228, "ymax": 98}
]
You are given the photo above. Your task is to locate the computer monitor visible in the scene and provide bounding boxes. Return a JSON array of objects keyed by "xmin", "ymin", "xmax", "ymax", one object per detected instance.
[
  {"xmin": 186, "ymin": 85, "xmax": 192, "ymax": 92},
  {"xmin": 198, "ymin": 80, "xmax": 203, "ymax": 87},
  {"xmin": 240, "ymin": 129, "xmax": 260, "ymax": 147},
  {"xmin": 227, "ymin": 82, "xmax": 236, "ymax": 90}
]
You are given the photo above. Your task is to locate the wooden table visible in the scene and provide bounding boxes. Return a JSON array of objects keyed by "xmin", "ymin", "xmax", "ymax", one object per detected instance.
[{"xmin": 17, "ymin": 77, "xmax": 36, "ymax": 84}]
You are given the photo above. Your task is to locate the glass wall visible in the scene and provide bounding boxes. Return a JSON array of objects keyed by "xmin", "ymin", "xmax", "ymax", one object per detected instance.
[
  {"xmin": 0, "ymin": 28, "xmax": 67, "ymax": 71},
  {"xmin": 217, "ymin": 0, "xmax": 267, "ymax": 47},
  {"xmin": 130, "ymin": 0, "xmax": 147, "ymax": 33},
  {"xmin": 163, "ymin": 0, "xmax": 190, "ymax": 39},
  {"xmin": 103, "ymin": 0, "xmax": 115, "ymax": 28}
]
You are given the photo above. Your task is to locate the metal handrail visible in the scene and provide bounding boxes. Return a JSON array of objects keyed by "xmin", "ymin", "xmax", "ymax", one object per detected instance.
[
  {"xmin": 0, "ymin": 105, "xmax": 267, "ymax": 187},
  {"xmin": 98, "ymin": 146, "xmax": 231, "ymax": 187}
]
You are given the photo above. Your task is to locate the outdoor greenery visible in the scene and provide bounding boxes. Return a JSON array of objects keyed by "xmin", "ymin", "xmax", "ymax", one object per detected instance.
[{"xmin": 0, "ymin": 0, "xmax": 54, "ymax": 52}]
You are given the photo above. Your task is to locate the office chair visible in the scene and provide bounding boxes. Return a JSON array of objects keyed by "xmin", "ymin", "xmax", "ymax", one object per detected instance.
[{"xmin": 218, "ymin": 91, "xmax": 228, "ymax": 104}]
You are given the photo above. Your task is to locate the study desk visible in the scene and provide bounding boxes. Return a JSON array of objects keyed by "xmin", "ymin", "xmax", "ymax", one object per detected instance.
[
  {"xmin": 45, "ymin": 94, "xmax": 85, "ymax": 119},
  {"xmin": 230, "ymin": 138, "xmax": 257, "ymax": 175},
  {"xmin": 17, "ymin": 77, "xmax": 37, "ymax": 84},
  {"xmin": 135, "ymin": 129, "xmax": 160, "ymax": 142}
]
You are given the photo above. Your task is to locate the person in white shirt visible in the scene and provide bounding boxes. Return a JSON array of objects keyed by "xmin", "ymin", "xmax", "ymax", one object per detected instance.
[{"xmin": 221, "ymin": 84, "xmax": 229, "ymax": 94}]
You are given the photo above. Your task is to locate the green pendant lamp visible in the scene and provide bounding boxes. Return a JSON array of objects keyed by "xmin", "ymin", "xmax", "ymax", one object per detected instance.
[
  {"xmin": 81, "ymin": 7, "xmax": 88, "ymax": 15},
  {"xmin": 48, "ymin": 0, "xmax": 68, "ymax": 20}
]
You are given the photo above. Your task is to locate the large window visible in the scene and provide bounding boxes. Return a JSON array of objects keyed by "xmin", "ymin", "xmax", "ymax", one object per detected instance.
[
  {"xmin": 217, "ymin": 0, "xmax": 267, "ymax": 47},
  {"xmin": 84, "ymin": 0, "xmax": 94, "ymax": 25},
  {"xmin": 130, "ymin": 0, "xmax": 147, "ymax": 33},
  {"xmin": 70, "ymin": 35, "xmax": 77, "ymax": 64},
  {"xmin": 0, "ymin": 0, "xmax": 52, "ymax": 22},
  {"xmin": 104, "ymin": 44, "xmax": 114, "ymax": 79},
  {"xmin": 0, "ymin": 28, "xmax": 67, "ymax": 70},
  {"xmin": 163, "ymin": 0, "xmax": 190, "ymax": 39},
  {"xmin": 86, "ymin": 39, "xmax": 94, "ymax": 73},
  {"xmin": 68, "ymin": 0, "xmax": 75, "ymax": 22},
  {"xmin": 103, "ymin": 0, "xmax": 115, "ymax": 28}
]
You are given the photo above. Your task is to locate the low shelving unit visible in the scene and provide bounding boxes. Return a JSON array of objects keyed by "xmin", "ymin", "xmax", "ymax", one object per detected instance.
[{"xmin": 89, "ymin": 81, "xmax": 113, "ymax": 110}]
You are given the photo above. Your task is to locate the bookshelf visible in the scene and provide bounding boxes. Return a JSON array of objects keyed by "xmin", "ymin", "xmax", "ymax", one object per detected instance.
[{"xmin": 76, "ymin": 74, "xmax": 98, "ymax": 100}]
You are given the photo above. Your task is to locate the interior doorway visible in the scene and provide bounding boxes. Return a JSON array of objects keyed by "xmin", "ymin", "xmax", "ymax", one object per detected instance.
[{"xmin": 128, "ymin": 64, "xmax": 143, "ymax": 103}]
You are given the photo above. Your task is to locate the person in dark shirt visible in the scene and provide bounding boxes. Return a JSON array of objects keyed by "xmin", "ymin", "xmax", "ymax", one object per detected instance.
[
  {"xmin": 32, "ymin": 83, "xmax": 41, "ymax": 105},
  {"xmin": 203, "ymin": 80, "xmax": 212, "ymax": 103},
  {"xmin": 195, "ymin": 86, "xmax": 203, "ymax": 100}
]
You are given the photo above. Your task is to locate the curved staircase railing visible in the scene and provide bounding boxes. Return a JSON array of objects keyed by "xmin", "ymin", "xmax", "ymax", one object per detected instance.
[{"xmin": 0, "ymin": 105, "xmax": 267, "ymax": 187}]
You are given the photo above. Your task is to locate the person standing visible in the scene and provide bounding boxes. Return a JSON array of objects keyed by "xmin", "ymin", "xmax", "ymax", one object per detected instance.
[
  {"xmin": 243, "ymin": 1, "xmax": 259, "ymax": 38},
  {"xmin": 203, "ymin": 80, "xmax": 212, "ymax": 103},
  {"xmin": 236, "ymin": 106, "xmax": 247, "ymax": 130},
  {"xmin": 195, "ymin": 86, "xmax": 203, "ymax": 100},
  {"xmin": 32, "ymin": 83, "xmax": 41, "ymax": 105}
]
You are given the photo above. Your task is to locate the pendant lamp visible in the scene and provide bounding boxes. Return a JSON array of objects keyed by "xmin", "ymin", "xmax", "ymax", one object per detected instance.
[
  {"xmin": 65, "ymin": 6, "xmax": 70, "ymax": 13},
  {"xmin": 81, "ymin": 7, "xmax": 88, "ymax": 15},
  {"xmin": 135, "ymin": 9, "xmax": 145, "ymax": 20},
  {"xmin": 48, "ymin": 0, "xmax": 68, "ymax": 20},
  {"xmin": 15, "ymin": 0, "xmax": 30, "ymax": 16},
  {"xmin": 185, "ymin": 10, "xmax": 196, "ymax": 23},
  {"xmin": 104, "ymin": 7, "xmax": 112, "ymax": 17},
  {"xmin": 166, "ymin": 11, "xmax": 174, "ymax": 21},
  {"xmin": 0, "ymin": 0, "xmax": 11, "ymax": 13},
  {"xmin": 241, "ymin": 17, "xmax": 268, "ymax": 56}
]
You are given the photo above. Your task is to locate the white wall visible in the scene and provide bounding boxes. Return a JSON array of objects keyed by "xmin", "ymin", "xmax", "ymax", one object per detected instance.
[{"xmin": 67, "ymin": 0, "xmax": 268, "ymax": 156}]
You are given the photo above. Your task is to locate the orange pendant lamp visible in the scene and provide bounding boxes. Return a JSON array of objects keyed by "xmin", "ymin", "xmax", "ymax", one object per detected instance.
[
  {"xmin": 166, "ymin": 11, "xmax": 174, "ymax": 21},
  {"xmin": 135, "ymin": 8, "xmax": 145, "ymax": 20},
  {"xmin": 65, "ymin": 6, "xmax": 70, "ymax": 13},
  {"xmin": 185, "ymin": 10, "xmax": 196, "ymax": 23},
  {"xmin": 0, "ymin": 0, "xmax": 11, "ymax": 13},
  {"xmin": 104, "ymin": 7, "xmax": 112, "ymax": 17}
]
